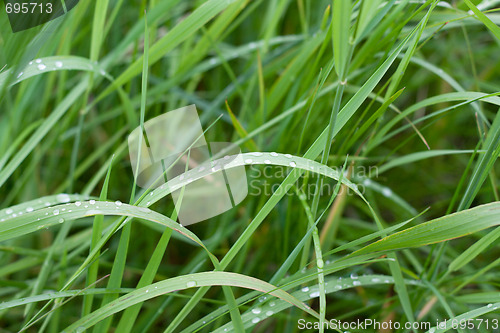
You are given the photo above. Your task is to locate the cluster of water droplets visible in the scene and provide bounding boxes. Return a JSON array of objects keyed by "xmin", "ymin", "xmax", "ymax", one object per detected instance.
[
  {"xmin": 18, "ymin": 58, "xmax": 106, "ymax": 82},
  {"xmin": 0, "ymin": 194, "xmax": 157, "ymax": 232},
  {"xmin": 152, "ymin": 151, "xmax": 363, "ymax": 201},
  {"xmin": 23, "ymin": 58, "xmax": 61, "ymax": 75},
  {"xmin": 0, "ymin": 193, "xmax": 85, "ymax": 223},
  {"xmin": 296, "ymin": 274, "xmax": 401, "ymax": 300},
  {"xmin": 246, "ymin": 299, "xmax": 279, "ymax": 327},
  {"xmin": 213, "ymin": 274, "xmax": 402, "ymax": 329},
  {"xmin": 243, "ymin": 152, "xmax": 298, "ymax": 169}
]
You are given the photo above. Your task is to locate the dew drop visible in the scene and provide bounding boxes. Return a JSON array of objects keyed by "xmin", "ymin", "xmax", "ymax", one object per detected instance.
[
  {"xmin": 245, "ymin": 159, "xmax": 253, "ymax": 164},
  {"xmin": 289, "ymin": 161, "xmax": 297, "ymax": 168},
  {"xmin": 89, "ymin": 200, "xmax": 96, "ymax": 205},
  {"xmin": 487, "ymin": 303, "xmax": 493, "ymax": 308},
  {"xmin": 382, "ymin": 188, "xmax": 392, "ymax": 197},
  {"xmin": 266, "ymin": 310, "xmax": 273, "ymax": 316},
  {"xmin": 55, "ymin": 61, "xmax": 63, "ymax": 68},
  {"xmin": 317, "ymin": 259, "xmax": 324, "ymax": 269},
  {"xmin": 251, "ymin": 317, "xmax": 260, "ymax": 324},
  {"xmin": 301, "ymin": 286, "xmax": 309, "ymax": 292},
  {"xmin": 145, "ymin": 289, "xmax": 149, "ymax": 293},
  {"xmin": 251, "ymin": 308, "xmax": 261, "ymax": 314},
  {"xmin": 270, "ymin": 152, "xmax": 279, "ymax": 157},
  {"xmin": 53, "ymin": 209, "xmax": 60, "ymax": 215},
  {"xmin": 17, "ymin": 72, "xmax": 23, "ymax": 78},
  {"xmin": 284, "ymin": 154, "xmax": 292, "ymax": 158},
  {"xmin": 350, "ymin": 273, "xmax": 358, "ymax": 279},
  {"xmin": 115, "ymin": 200, "xmax": 122, "ymax": 206},
  {"xmin": 269, "ymin": 301, "xmax": 275, "ymax": 307},
  {"xmin": 75, "ymin": 202, "xmax": 82, "ymax": 207},
  {"xmin": 309, "ymin": 291, "xmax": 320, "ymax": 298},
  {"xmin": 250, "ymin": 152, "xmax": 263, "ymax": 157},
  {"xmin": 353, "ymin": 281, "xmax": 361, "ymax": 286},
  {"xmin": 58, "ymin": 218, "xmax": 64, "ymax": 223},
  {"xmin": 186, "ymin": 281, "xmax": 197, "ymax": 288},
  {"xmin": 371, "ymin": 278, "xmax": 381, "ymax": 283},
  {"xmin": 5, "ymin": 208, "xmax": 13, "ymax": 215},
  {"xmin": 35, "ymin": 59, "xmax": 42, "ymax": 63},
  {"xmin": 38, "ymin": 64, "xmax": 46, "ymax": 70},
  {"xmin": 264, "ymin": 160, "xmax": 271, "ymax": 164}
]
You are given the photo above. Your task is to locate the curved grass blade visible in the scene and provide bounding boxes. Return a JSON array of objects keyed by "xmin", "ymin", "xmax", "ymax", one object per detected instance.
[
  {"xmin": 63, "ymin": 272, "xmax": 320, "ymax": 332},
  {"xmin": 0, "ymin": 201, "xmax": 218, "ymax": 268},
  {"xmin": 352, "ymin": 202, "xmax": 500, "ymax": 257},
  {"xmin": 426, "ymin": 302, "xmax": 500, "ymax": 333},
  {"xmin": 0, "ymin": 56, "xmax": 106, "ymax": 88},
  {"xmin": 0, "ymin": 194, "xmax": 90, "ymax": 217}
]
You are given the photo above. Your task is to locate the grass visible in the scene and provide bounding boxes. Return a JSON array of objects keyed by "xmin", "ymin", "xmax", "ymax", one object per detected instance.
[{"xmin": 0, "ymin": 0, "xmax": 499, "ymax": 332}]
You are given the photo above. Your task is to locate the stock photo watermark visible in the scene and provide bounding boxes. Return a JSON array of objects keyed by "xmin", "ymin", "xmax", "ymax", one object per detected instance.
[
  {"xmin": 298, "ymin": 318, "xmax": 499, "ymax": 332},
  {"xmin": 248, "ymin": 163, "xmax": 378, "ymax": 198},
  {"xmin": 128, "ymin": 105, "xmax": 248, "ymax": 226},
  {"xmin": 3, "ymin": 0, "xmax": 79, "ymax": 33}
]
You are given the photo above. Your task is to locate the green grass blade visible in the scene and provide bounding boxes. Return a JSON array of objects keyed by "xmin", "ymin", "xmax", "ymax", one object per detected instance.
[
  {"xmin": 82, "ymin": 156, "xmax": 114, "ymax": 316},
  {"xmin": 332, "ymin": 0, "xmax": 351, "ymax": 78},
  {"xmin": 463, "ymin": 0, "xmax": 500, "ymax": 41},
  {"xmin": 352, "ymin": 202, "xmax": 500, "ymax": 256},
  {"xmin": 63, "ymin": 272, "xmax": 320, "ymax": 332}
]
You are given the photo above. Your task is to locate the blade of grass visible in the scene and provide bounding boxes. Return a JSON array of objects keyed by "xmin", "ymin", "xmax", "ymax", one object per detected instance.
[
  {"xmin": 64, "ymin": 271, "xmax": 320, "ymax": 332},
  {"xmin": 463, "ymin": 0, "xmax": 500, "ymax": 41},
  {"xmin": 82, "ymin": 156, "xmax": 114, "ymax": 316}
]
